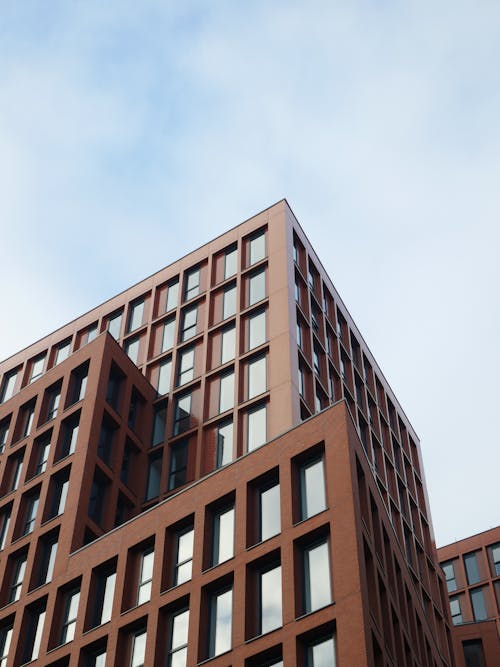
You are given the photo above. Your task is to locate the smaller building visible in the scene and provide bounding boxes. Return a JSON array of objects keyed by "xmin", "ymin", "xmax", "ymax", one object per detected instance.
[{"xmin": 438, "ymin": 526, "xmax": 500, "ymax": 667}]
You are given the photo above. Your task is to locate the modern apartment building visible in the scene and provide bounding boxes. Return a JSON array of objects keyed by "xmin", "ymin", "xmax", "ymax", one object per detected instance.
[
  {"xmin": 0, "ymin": 200, "xmax": 454, "ymax": 666},
  {"xmin": 438, "ymin": 527, "xmax": 500, "ymax": 667}
]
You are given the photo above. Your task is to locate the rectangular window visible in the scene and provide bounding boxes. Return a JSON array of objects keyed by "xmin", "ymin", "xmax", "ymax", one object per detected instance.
[
  {"xmin": 94, "ymin": 568, "xmax": 116, "ymax": 626},
  {"xmin": 158, "ymin": 358, "xmax": 172, "ymax": 395},
  {"xmin": 303, "ymin": 539, "xmax": 332, "ymax": 613},
  {"xmin": 442, "ymin": 561, "xmax": 457, "ymax": 592},
  {"xmin": 470, "ymin": 587, "xmax": 488, "ymax": 621},
  {"xmin": 137, "ymin": 549, "xmax": 154, "ymax": 605},
  {"xmin": 212, "ymin": 506, "xmax": 234, "ymax": 566},
  {"xmin": 222, "ymin": 285, "xmax": 237, "ymax": 320},
  {"xmin": 177, "ymin": 348, "xmax": 195, "ymax": 386},
  {"xmin": 208, "ymin": 587, "xmax": 232, "ymax": 657},
  {"xmin": 248, "ymin": 355, "xmax": 266, "ymax": 399},
  {"xmin": 224, "ymin": 247, "xmax": 238, "ymax": 279},
  {"xmin": 184, "ymin": 268, "xmax": 200, "ymax": 301},
  {"xmin": 221, "ymin": 325, "xmax": 236, "ymax": 365},
  {"xmin": 125, "ymin": 337, "xmax": 140, "ymax": 364},
  {"xmin": 161, "ymin": 318, "xmax": 176, "ymax": 352},
  {"xmin": 151, "ymin": 402, "xmax": 166, "ymax": 446},
  {"xmin": 259, "ymin": 482, "xmax": 280, "ymax": 542},
  {"xmin": 259, "ymin": 564, "xmax": 282, "ymax": 634},
  {"xmin": 145, "ymin": 453, "xmax": 162, "ymax": 500},
  {"xmin": 0, "ymin": 417, "xmax": 10, "ymax": 452},
  {"xmin": 10, "ymin": 454, "xmax": 24, "ymax": 491},
  {"xmin": 300, "ymin": 456, "xmax": 326, "ymax": 520},
  {"xmin": 173, "ymin": 394, "xmax": 191, "ymax": 435},
  {"xmin": 130, "ymin": 629, "xmax": 147, "ymax": 667},
  {"xmin": 30, "ymin": 354, "xmax": 46, "ymax": 383},
  {"xmin": 219, "ymin": 372, "xmax": 234, "ymax": 413},
  {"xmin": 55, "ymin": 339, "xmax": 71, "ymax": 365},
  {"xmin": 107, "ymin": 311, "xmax": 122, "ymax": 339},
  {"xmin": 296, "ymin": 322, "xmax": 303, "ymax": 349},
  {"xmin": 0, "ymin": 626, "xmax": 12, "ymax": 667},
  {"xmin": 87, "ymin": 323, "xmax": 98, "ymax": 342},
  {"xmin": 464, "ymin": 552, "xmax": 481, "ymax": 585},
  {"xmin": 88, "ymin": 477, "xmax": 106, "ymax": 524},
  {"xmin": 174, "ymin": 527, "xmax": 194, "ymax": 586},
  {"xmin": 298, "ymin": 367, "xmax": 305, "ymax": 397},
  {"xmin": 61, "ymin": 418, "xmax": 79, "ymax": 457},
  {"xmin": 181, "ymin": 306, "xmax": 197, "ymax": 341},
  {"xmin": 248, "ymin": 310, "xmax": 266, "ymax": 350},
  {"xmin": 98, "ymin": 418, "xmax": 116, "ymax": 465},
  {"xmin": 128, "ymin": 300, "xmax": 144, "ymax": 333},
  {"xmin": 249, "ymin": 269, "xmax": 266, "ymax": 306},
  {"xmin": 39, "ymin": 536, "xmax": 58, "ymax": 585},
  {"xmin": 463, "ymin": 640, "xmax": 486, "ymax": 667},
  {"xmin": 168, "ymin": 440, "xmax": 189, "ymax": 490},
  {"xmin": 166, "ymin": 279, "xmax": 179, "ymax": 312},
  {"xmin": 51, "ymin": 476, "xmax": 69, "ymax": 518},
  {"xmin": 247, "ymin": 404, "xmax": 266, "ymax": 452},
  {"xmin": 0, "ymin": 370, "xmax": 17, "ymax": 404},
  {"xmin": 216, "ymin": 420, "xmax": 233, "ymax": 468},
  {"xmin": 249, "ymin": 231, "xmax": 266, "ymax": 265},
  {"xmin": 23, "ymin": 493, "xmax": 40, "ymax": 535},
  {"xmin": 305, "ymin": 636, "xmax": 336, "ymax": 667},
  {"xmin": 22, "ymin": 403, "xmax": 35, "ymax": 438},
  {"xmin": 9, "ymin": 554, "xmax": 27, "ymax": 602},
  {"xmin": 46, "ymin": 386, "xmax": 61, "ymax": 421},
  {"xmin": 0, "ymin": 510, "xmax": 11, "ymax": 550},
  {"xmin": 25, "ymin": 607, "xmax": 46, "ymax": 662},
  {"xmin": 490, "ymin": 543, "xmax": 500, "ymax": 576},
  {"xmin": 168, "ymin": 608, "xmax": 189, "ymax": 667},
  {"xmin": 61, "ymin": 588, "xmax": 80, "ymax": 643},
  {"xmin": 450, "ymin": 596, "xmax": 462, "ymax": 624}
]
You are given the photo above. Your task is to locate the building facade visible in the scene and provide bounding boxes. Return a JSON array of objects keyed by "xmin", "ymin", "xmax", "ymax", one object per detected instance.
[
  {"xmin": 0, "ymin": 200, "xmax": 454, "ymax": 665},
  {"xmin": 438, "ymin": 527, "xmax": 500, "ymax": 667}
]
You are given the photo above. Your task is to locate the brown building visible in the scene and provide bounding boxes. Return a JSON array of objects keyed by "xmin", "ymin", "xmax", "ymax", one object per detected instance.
[
  {"xmin": 438, "ymin": 527, "xmax": 500, "ymax": 667},
  {"xmin": 0, "ymin": 200, "xmax": 454, "ymax": 666}
]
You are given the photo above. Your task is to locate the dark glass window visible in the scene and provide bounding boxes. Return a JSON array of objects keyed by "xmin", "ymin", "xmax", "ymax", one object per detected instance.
[
  {"xmin": 463, "ymin": 639, "xmax": 486, "ymax": 667},
  {"xmin": 169, "ymin": 440, "xmax": 188, "ymax": 490},
  {"xmin": 464, "ymin": 552, "xmax": 481, "ymax": 585}
]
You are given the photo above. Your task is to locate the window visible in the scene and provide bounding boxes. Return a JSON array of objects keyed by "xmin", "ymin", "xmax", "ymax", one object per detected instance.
[
  {"xmin": 299, "ymin": 456, "xmax": 326, "ymax": 520},
  {"xmin": 259, "ymin": 482, "xmax": 280, "ymax": 542},
  {"xmin": 313, "ymin": 347, "xmax": 320, "ymax": 376},
  {"xmin": 158, "ymin": 358, "xmax": 172, "ymax": 395},
  {"xmin": 0, "ymin": 417, "xmax": 10, "ymax": 452},
  {"xmin": 212, "ymin": 506, "xmax": 234, "ymax": 566},
  {"xmin": 470, "ymin": 587, "xmax": 488, "ymax": 621},
  {"xmin": 126, "ymin": 337, "xmax": 140, "ymax": 364},
  {"xmin": 249, "ymin": 269, "xmax": 266, "ymax": 306},
  {"xmin": 168, "ymin": 440, "xmax": 188, "ymax": 490},
  {"xmin": 87, "ymin": 649, "xmax": 107, "ymax": 667},
  {"xmin": 298, "ymin": 367, "xmax": 305, "ymax": 397},
  {"xmin": 258, "ymin": 564, "xmax": 282, "ymax": 635},
  {"xmin": 248, "ymin": 355, "xmax": 266, "ymax": 399},
  {"xmin": 128, "ymin": 299, "xmax": 145, "ymax": 332},
  {"xmin": 21, "ymin": 402, "xmax": 35, "ymax": 438},
  {"xmin": 61, "ymin": 588, "xmax": 80, "ymax": 643},
  {"xmin": 221, "ymin": 325, "xmax": 236, "ymax": 364},
  {"xmin": 46, "ymin": 385, "xmax": 61, "ymax": 420},
  {"xmin": 305, "ymin": 636, "xmax": 336, "ymax": 667},
  {"xmin": 464, "ymin": 552, "xmax": 481, "ymax": 585},
  {"xmin": 51, "ymin": 475, "xmax": 70, "ymax": 518},
  {"xmin": 184, "ymin": 267, "xmax": 200, "ymax": 300},
  {"xmin": 98, "ymin": 418, "xmax": 116, "ymax": 465},
  {"xmin": 248, "ymin": 309, "xmax": 266, "ymax": 349},
  {"xmin": 174, "ymin": 527, "xmax": 194, "ymax": 586},
  {"xmin": 181, "ymin": 306, "xmax": 197, "ymax": 341},
  {"xmin": 146, "ymin": 453, "xmax": 162, "ymax": 500},
  {"xmin": 168, "ymin": 608, "xmax": 189, "ymax": 667},
  {"xmin": 33, "ymin": 433, "xmax": 51, "ymax": 476},
  {"xmin": 208, "ymin": 587, "xmax": 232, "ymax": 657},
  {"xmin": 296, "ymin": 322, "xmax": 303, "ymax": 349},
  {"xmin": 137, "ymin": 549, "xmax": 154, "ymax": 605},
  {"xmin": 106, "ymin": 365, "xmax": 123, "ymax": 410},
  {"xmin": 0, "ymin": 370, "xmax": 17, "ymax": 403},
  {"xmin": 216, "ymin": 420, "xmax": 233, "ymax": 468},
  {"xmin": 450, "ymin": 596, "xmax": 462, "ymax": 624},
  {"xmin": 442, "ymin": 560, "xmax": 457, "ymax": 592},
  {"xmin": 0, "ymin": 509, "xmax": 11, "ymax": 550},
  {"xmin": 224, "ymin": 247, "xmax": 238, "ymax": 279},
  {"xmin": 9, "ymin": 553, "xmax": 27, "ymax": 602},
  {"xmin": 177, "ymin": 348, "xmax": 195, "ymax": 386},
  {"xmin": 222, "ymin": 284, "xmax": 237, "ymax": 320},
  {"xmin": 219, "ymin": 371, "xmax": 234, "ymax": 413},
  {"xmin": 60, "ymin": 416, "xmax": 79, "ymax": 457},
  {"xmin": 38, "ymin": 535, "xmax": 58, "ymax": 585},
  {"xmin": 23, "ymin": 493, "xmax": 40, "ymax": 535},
  {"xmin": 161, "ymin": 318, "xmax": 176, "ymax": 352},
  {"xmin": 165, "ymin": 279, "xmax": 180, "ymax": 312},
  {"xmin": 88, "ymin": 477, "xmax": 106, "ymax": 524},
  {"xmin": 10, "ymin": 454, "xmax": 24, "ymax": 492},
  {"xmin": 87, "ymin": 323, "xmax": 98, "ymax": 342},
  {"xmin": 490, "ymin": 543, "xmax": 500, "ymax": 576},
  {"xmin": 294, "ymin": 279, "xmax": 301, "ymax": 304},
  {"xmin": 151, "ymin": 402, "xmax": 166, "ymax": 446},
  {"xmin": 247, "ymin": 404, "xmax": 267, "ymax": 452},
  {"xmin": 0, "ymin": 625, "xmax": 12, "ymax": 667},
  {"xmin": 249, "ymin": 231, "xmax": 266, "ymax": 265},
  {"xmin": 107, "ymin": 311, "xmax": 122, "ymax": 339},
  {"xmin": 55, "ymin": 339, "xmax": 71, "ymax": 365},
  {"xmin": 93, "ymin": 567, "xmax": 116, "ymax": 626},
  {"xmin": 173, "ymin": 394, "xmax": 191, "ymax": 435},
  {"xmin": 30, "ymin": 354, "xmax": 46, "ymax": 383},
  {"xmin": 303, "ymin": 538, "xmax": 332, "ymax": 613},
  {"xmin": 463, "ymin": 639, "xmax": 486, "ymax": 667},
  {"xmin": 24, "ymin": 606, "xmax": 46, "ymax": 662},
  {"xmin": 130, "ymin": 629, "xmax": 147, "ymax": 667}
]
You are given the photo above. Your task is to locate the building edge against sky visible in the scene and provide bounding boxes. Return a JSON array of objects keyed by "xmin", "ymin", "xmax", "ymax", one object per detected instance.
[{"xmin": 0, "ymin": 200, "xmax": 454, "ymax": 665}]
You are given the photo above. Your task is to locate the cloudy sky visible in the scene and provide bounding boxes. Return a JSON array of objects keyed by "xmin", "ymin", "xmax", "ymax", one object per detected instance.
[{"xmin": 1, "ymin": 0, "xmax": 499, "ymax": 547}]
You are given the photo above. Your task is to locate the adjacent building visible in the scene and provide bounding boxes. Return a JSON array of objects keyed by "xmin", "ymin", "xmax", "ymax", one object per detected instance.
[
  {"xmin": 0, "ymin": 200, "xmax": 454, "ymax": 666},
  {"xmin": 438, "ymin": 527, "xmax": 500, "ymax": 667}
]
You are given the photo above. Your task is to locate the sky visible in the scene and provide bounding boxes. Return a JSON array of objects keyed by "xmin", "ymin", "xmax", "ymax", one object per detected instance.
[{"xmin": 0, "ymin": 0, "xmax": 499, "ymax": 547}]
